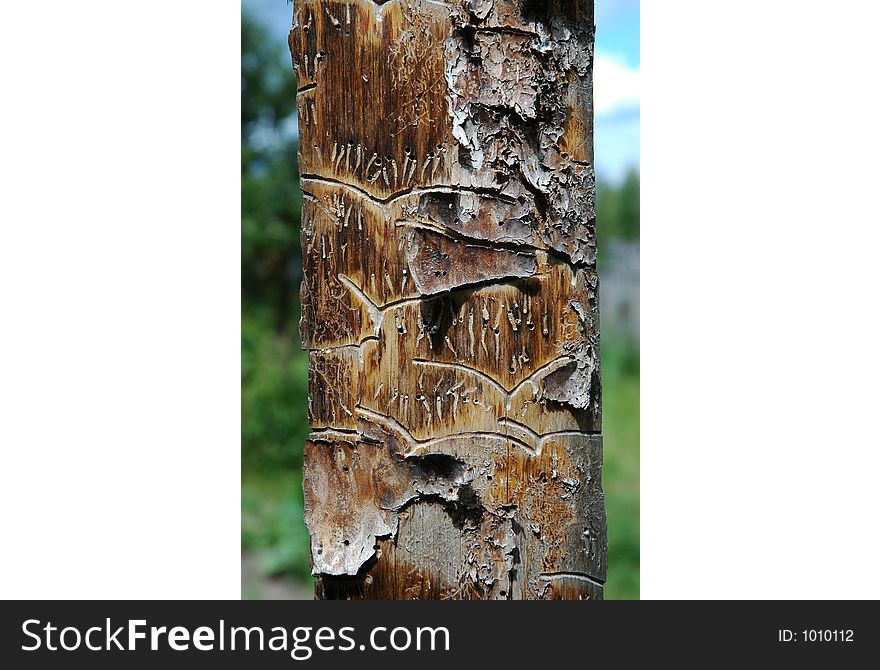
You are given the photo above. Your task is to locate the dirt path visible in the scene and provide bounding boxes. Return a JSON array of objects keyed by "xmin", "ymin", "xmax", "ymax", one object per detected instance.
[{"xmin": 241, "ymin": 551, "xmax": 312, "ymax": 600}]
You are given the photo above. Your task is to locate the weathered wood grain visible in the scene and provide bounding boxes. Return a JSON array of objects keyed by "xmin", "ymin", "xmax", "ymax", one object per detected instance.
[{"xmin": 290, "ymin": 0, "xmax": 604, "ymax": 600}]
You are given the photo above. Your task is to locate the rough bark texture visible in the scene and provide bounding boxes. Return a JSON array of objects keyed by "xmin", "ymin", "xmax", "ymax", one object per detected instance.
[{"xmin": 290, "ymin": 0, "xmax": 604, "ymax": 600}]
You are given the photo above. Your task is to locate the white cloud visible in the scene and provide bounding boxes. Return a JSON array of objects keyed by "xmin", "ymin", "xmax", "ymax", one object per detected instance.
[{"xmin": 594, "ymin": 54, "xmax": 640, "ymax": 116}]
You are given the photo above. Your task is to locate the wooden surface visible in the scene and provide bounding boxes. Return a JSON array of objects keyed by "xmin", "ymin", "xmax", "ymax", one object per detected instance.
[{"xmin": 290, "ymin": 0, "xmax": 604, "ymax": 599}]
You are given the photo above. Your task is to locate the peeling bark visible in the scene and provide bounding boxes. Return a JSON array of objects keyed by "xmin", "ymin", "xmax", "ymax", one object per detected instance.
[{"xmin": 290, "ymin": 0, "xmax": 604, "ymax": 600}]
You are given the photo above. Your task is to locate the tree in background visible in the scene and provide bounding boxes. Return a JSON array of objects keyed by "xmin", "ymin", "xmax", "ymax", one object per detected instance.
[
  {"xmin": 597, "ymin": 167, "xmax": 640, "ymax": 247},
  {"xmin": 242, "ymin": 13, "xmax": 308, "ymax": 476},
  {"xmin": 242, "ymin": 13, "xmax": 301, "ymax": 332}
]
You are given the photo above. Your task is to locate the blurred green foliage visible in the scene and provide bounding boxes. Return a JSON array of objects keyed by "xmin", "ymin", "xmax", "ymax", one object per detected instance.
[
  {"xmin": 242, "ymin": 470, "xmax": 312, "ymax": 580},
  {"xmin": 242, "ymin": 8, "xmax": 639, "ymax": 598},
  {"xmin": 242, "ymin": 307, "xmax": 309, "ymax": 473},
  {"xmin": 597, "ymin": 168, "xmax": 640, "ymax": 245},
  {"xmin": 601, "ymin": 336, "xmax": 640, "ymax": 598},
  {"xmin": 242, "ymin": 13, "xmax": 302, "ymax": 333}
]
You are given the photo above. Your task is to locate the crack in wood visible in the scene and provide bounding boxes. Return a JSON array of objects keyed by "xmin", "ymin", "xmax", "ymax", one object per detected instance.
[
  {"xmin": 356, "ymin": 404, "xmax": 537, "ymax": 455},
  {"xmin": 539, "ymin": 571, "xmax": 605, "ymax": 588},
  {"xmin": 301, "ymin": 173, "xmax": 516, "ymax": 209}
]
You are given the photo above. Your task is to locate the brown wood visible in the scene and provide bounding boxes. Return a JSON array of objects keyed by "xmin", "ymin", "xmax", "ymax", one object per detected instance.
[{"xmin": 290, "ymin": 0, "xmax": 604, "ymax": 600}]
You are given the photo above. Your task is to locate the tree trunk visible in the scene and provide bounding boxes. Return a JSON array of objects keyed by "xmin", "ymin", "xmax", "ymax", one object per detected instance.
[{"xmin": 290, "ymin": 0, "xmax": 604, "ymax": 600}]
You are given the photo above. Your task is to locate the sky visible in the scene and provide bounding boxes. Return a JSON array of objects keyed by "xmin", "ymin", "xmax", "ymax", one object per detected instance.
[
  {"xmin": 593, "ymin": 0, "xmax": 640, "ymax": 181},
  {"xmin": 245, "ymin": 0, "xmax": 639, "ymax": 181}
]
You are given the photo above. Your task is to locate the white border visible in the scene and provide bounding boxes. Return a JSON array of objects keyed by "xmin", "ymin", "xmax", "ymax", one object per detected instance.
[
  {"xmin": 0, "ymin": 1, "xmax": 241, "ymax": 598},
  {"xmin": 641, "ymin": 1, "xmax": 880, "ymax": 598}
]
